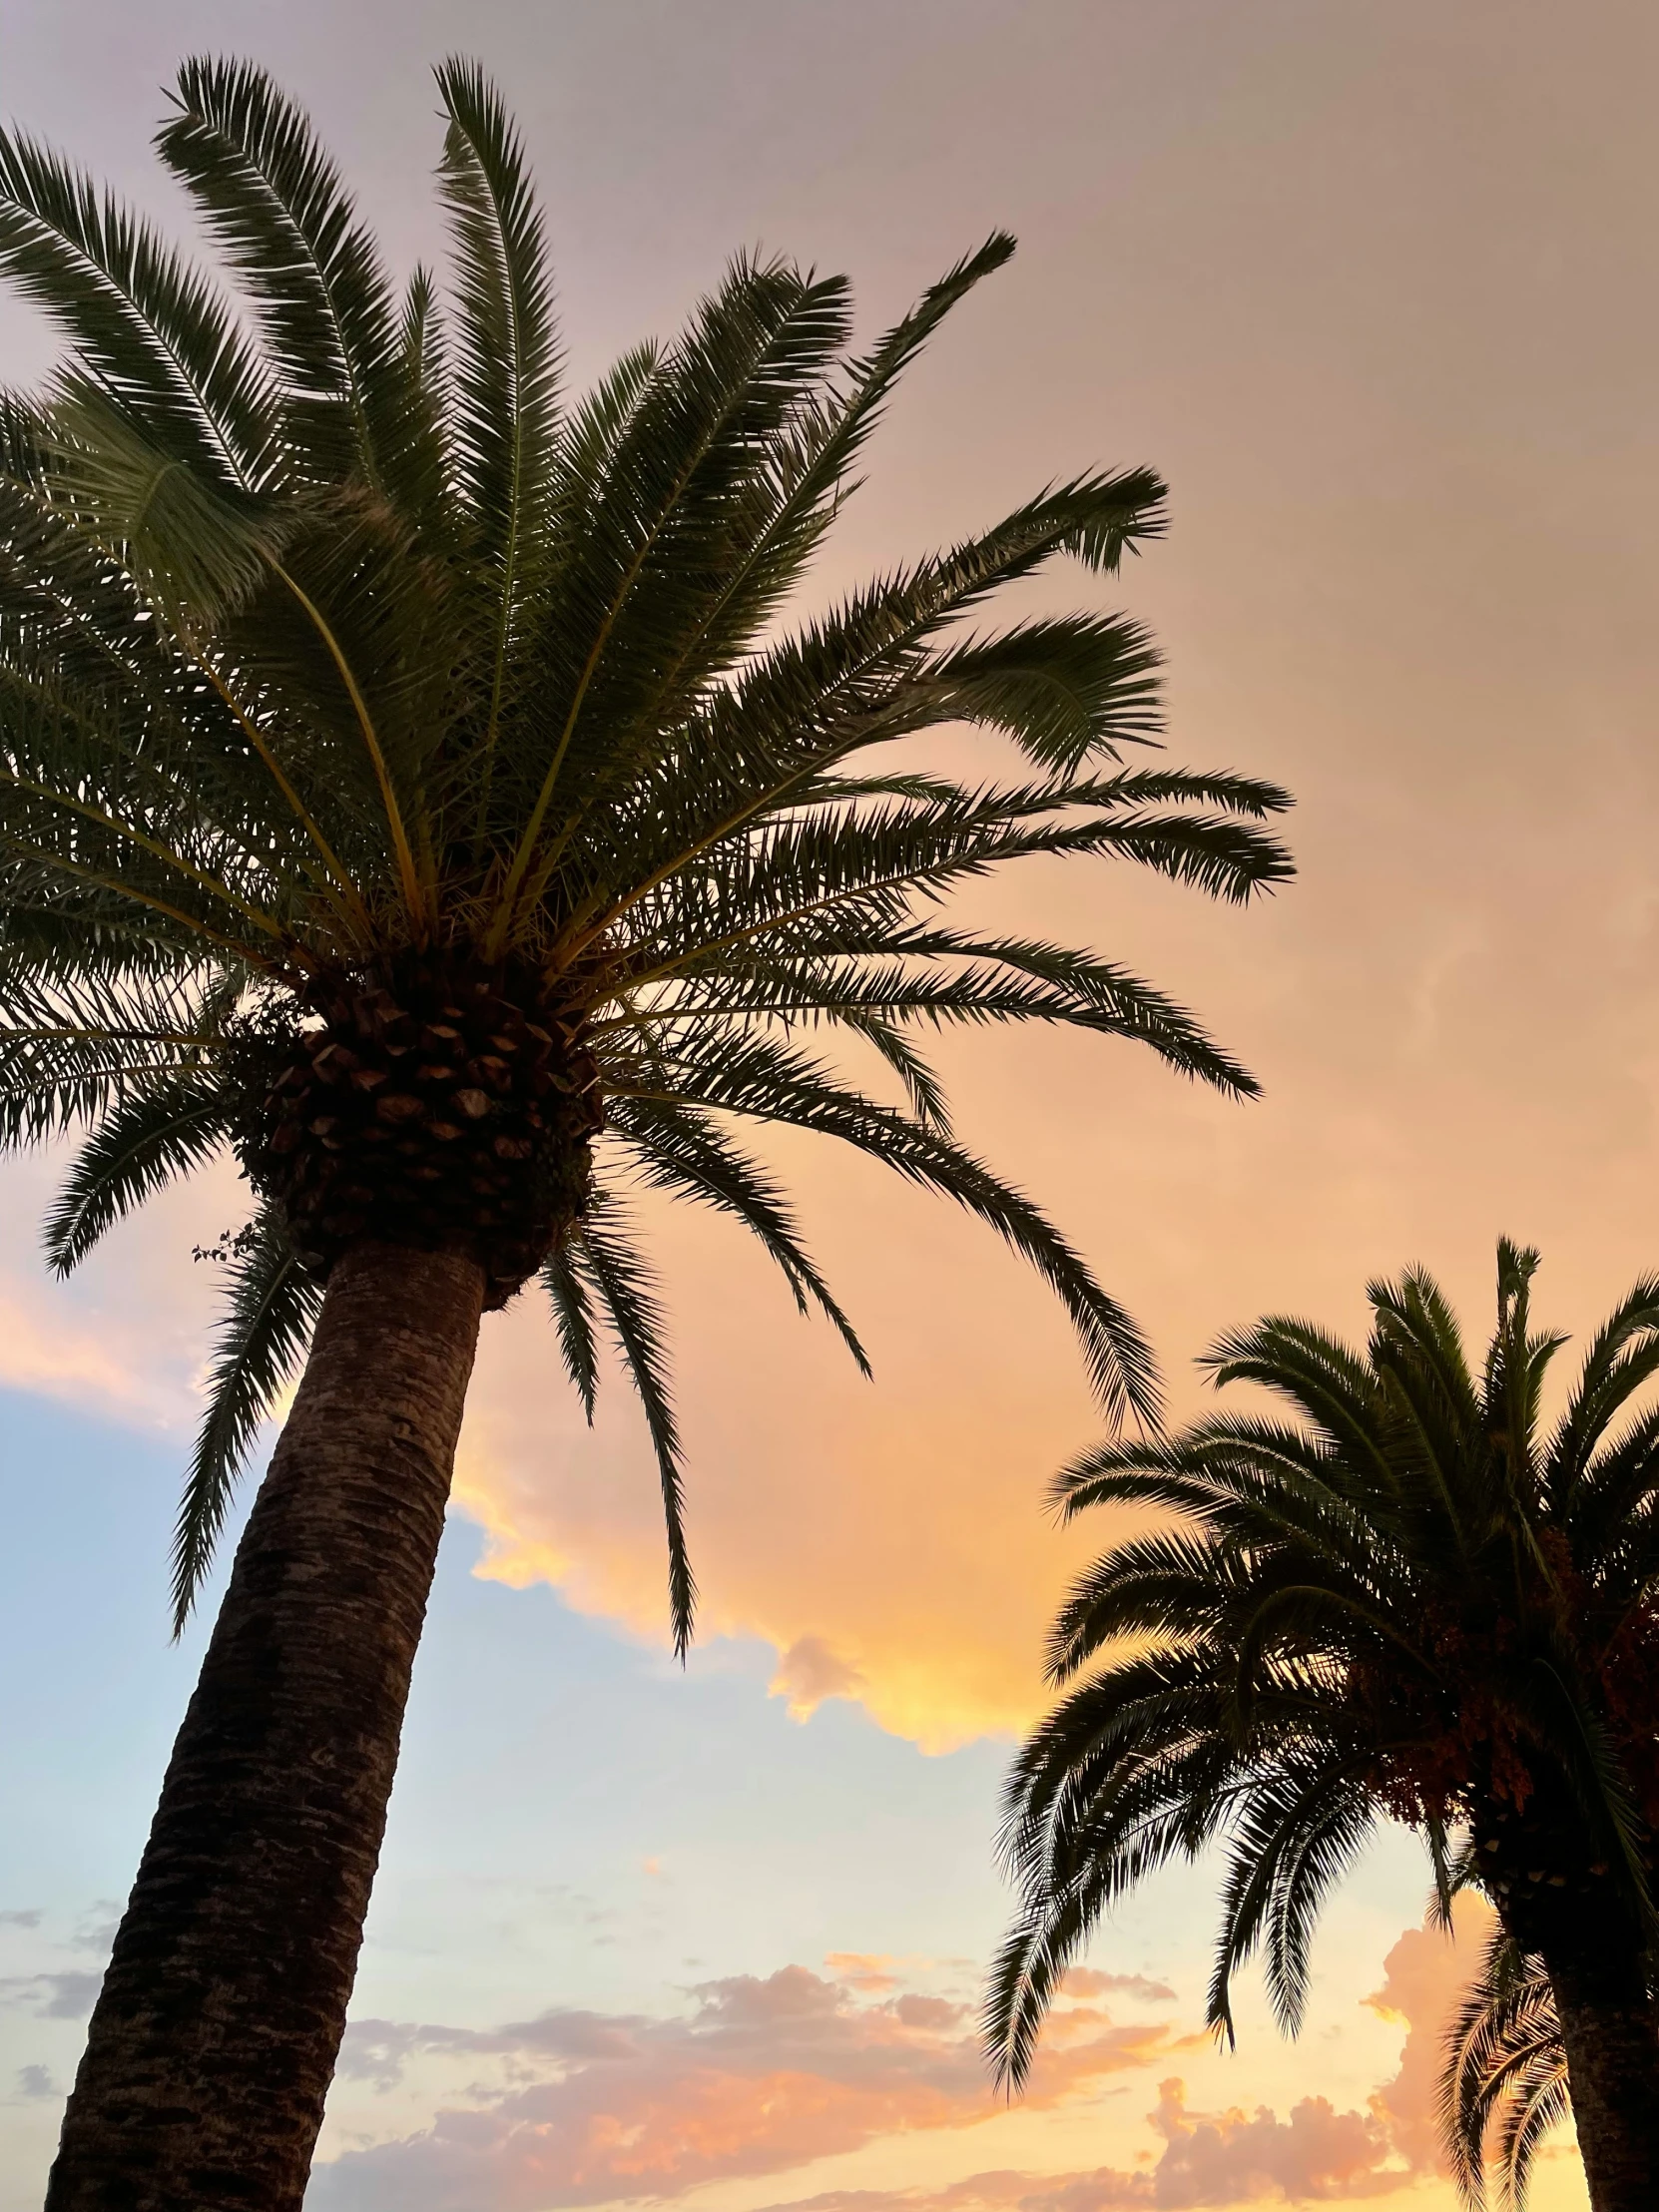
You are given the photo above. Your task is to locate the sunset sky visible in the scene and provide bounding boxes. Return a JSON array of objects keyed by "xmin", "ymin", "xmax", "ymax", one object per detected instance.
[{"xmin": 2, "ymin": 2, "xmax": 1656, "ymax": 2204}]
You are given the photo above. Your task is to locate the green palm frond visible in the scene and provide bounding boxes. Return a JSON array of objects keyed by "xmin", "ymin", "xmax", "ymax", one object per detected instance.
[
  {"xmin": 43, "ymin": 1076, "xmax": 227, "ymax": 1273},
  {"xmin": 541, "ymin": 1233, "xmax": 600, "ymax": 1420},
  {"xmin": 0, "ymin": 126, "xmax": 273, "ymax": 486},
  {"xmin": 157, "ymin": 57, "xmax": 406, "ymax": 490},
  {"xmin": 612, "ymin": 1098, "xmax": 869, "ymax": 1373},
  {"xmin": 435, "ymin": 56, "xmax": 559, "ymax": 776},
  {"xmin": 173, "ymin": 1207, "xmax": 322, "ymax": 1630}
]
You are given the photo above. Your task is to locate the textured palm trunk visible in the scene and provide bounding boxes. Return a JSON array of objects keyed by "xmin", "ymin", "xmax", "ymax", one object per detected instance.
[
  {"xmin": 46, "ymin": 1240, "xmax": 486, "ymax": 2212},
  {"xmin": 1546, "ymin": 1934, "xmax": 1659, "ymax": 2212}
]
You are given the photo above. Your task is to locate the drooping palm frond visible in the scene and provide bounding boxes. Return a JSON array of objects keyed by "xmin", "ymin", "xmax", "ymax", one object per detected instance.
[
  {"xmin": 172, "ymin": 1206, "xmax": 323, "ymax": 1630},
  {"xmin": 1441, "ymin": 1935, "xmax": 1570, "ymax": 2211},
  {"xmin": 565, "ymin": 1197, "xmax": 695, "ymax": 1653}
]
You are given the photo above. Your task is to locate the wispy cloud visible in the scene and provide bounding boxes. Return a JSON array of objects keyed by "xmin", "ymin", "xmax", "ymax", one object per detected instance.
[{"xmin": 0, "ymin": 1970, "xmax": 105, "ymax": 2021}]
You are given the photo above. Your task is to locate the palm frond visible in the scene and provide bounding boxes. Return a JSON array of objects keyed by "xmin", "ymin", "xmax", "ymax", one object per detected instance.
[
  {"xmin": 157, "ymin": 57, "xmax": 404, "ymax": 489},
  {"xmin": 43, "ymin": 1076, "xmax": 227, "ymax": 1273},
  {"xmin": 172, "ymin": 1208, "xmax": 322, "ymax": 1631},
  {"xmin": 571, "ymin": 1197, "xmax": 695, "ymax": 1656}
]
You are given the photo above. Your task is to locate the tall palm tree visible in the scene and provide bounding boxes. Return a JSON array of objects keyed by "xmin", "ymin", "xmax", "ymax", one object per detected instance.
[
  {"xmin": 986, "ymin": 1244, "xmax": 1659, "ymax": 2212},
  {"xmin": 0, "ymin": 56, "xmax": 1290, "ymax": 2212}
]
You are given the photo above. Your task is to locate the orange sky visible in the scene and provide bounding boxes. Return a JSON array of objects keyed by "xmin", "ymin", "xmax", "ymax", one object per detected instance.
[{"xmin": 3, "ymin": 3, "xmax": 1655, "ymax": 2205}]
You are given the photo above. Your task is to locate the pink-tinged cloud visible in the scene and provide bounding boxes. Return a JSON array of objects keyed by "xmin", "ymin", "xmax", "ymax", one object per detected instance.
[
  {"xmin": 1140, "ymin": 2075, "xmax": 1403, "ymax": 2203},
  {"xmin": 1364, "ymin": 1893, "xmax": 1496, "ymax": 2177},
  {"xmin": 722, "ymin": 1906, "xmax": 1535, "ymax": 2212},
  {"xmin": 310, "ymin": 1963, "xmax": 1188, "ymax": 2212},
  {"xmin": 309, "ymin": 1908, "xmax": 1515, "ymax": 2212}
]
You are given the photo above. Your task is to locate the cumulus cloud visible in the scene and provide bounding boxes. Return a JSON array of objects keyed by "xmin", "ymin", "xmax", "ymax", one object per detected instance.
[
  {"xmin": 310, "ymin": 1907, "xmax": 1512, "ymax": 2211},
  {"xmin": 1142, "ymin": 2075, "xmax": 1404, "ymax": 2203},
  {"xmin": 825, "ymin": 1953, "xmax": 908, "ymax": 1994},
  {"xmin": 310, "ymin": 1960, "xmax": 1185, "ymax": 2212},
  {"xmin": 747, "ymin": 2075, "xmax": 1410, "ymax": 2212},
  {"xmin": 0, "ymin": 1280, "xmax": 179, "ymax": 1426},
  {"xmin": 1364, "ymin": 1892, "xmax": 1495, "ymax": 2176},
  {"xmin": 772, "ymin": 1635, "xmax": 866, "ymax": 1720},
  {"xmin": 0, "ymin": 1910, "xmax": 42, "ymax": 1931},
  {"xmin": 0, "ymin": 1156, "xmax": 240, "ymax": 1432}
]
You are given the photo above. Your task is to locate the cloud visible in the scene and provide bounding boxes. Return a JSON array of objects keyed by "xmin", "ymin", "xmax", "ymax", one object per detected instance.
[
  {"xmin": 1059, "ymin": 1971, "xmax": 1176, "ymax": 2005},
  {"xmin": 0, "ymin": 1911, "xmax": 42, "ymax": 1931},
  {"xmin": 772, "ymin": 1635, "xmax": 866, "ymax": 1721},
  {"xmin": 311, "ymin": 1961, "xmax": 1185, "ymax": 2212},
  {"xmin": 730, "ymin": 1905, "xmax": 1518, "ymax": 2212},
  {"xmin": 0, "ymin": 1970, "xmax": 105, "ymax": 2020},
  {"xmin": 0, "ymin": 1152, "xmax": 251, "ymax": 1433},
  {"xmin": 1364, "ymin": 1893, "xmax": 1495, "ymax": 2176},
  {"xmin": 0, "ymin": 1282, "xmax": 179, "ymax": 1426},
  {"xmin": 1140, "ymin": 2075, "xmax": 1405, "ymax": 2204},
  {"xmin": 748, "ymin": 2074, "xmax": 1412, "ymax": 2212},
  {"xmin": 825, "ymin": 1953, "xmax": 906, "ymax": 1994},
  {"xmin": 16, "ymin": 2065, "xmax": 55, "ymax": 2099}
]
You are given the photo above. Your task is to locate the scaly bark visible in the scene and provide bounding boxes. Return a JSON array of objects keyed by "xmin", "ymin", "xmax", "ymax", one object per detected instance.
[
  {"xmin": 46, "ymin": 1241, "xmax": 486, "ymax": 2212},
  {"xmin": 1545, "ymin": 1928, "xmax": 1659, "ymax": 2212}
]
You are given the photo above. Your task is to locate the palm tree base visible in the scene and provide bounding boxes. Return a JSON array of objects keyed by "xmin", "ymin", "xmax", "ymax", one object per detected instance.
[{"xmin": 1547, "ymin": 1935, "xmax": 1659, "ymax": 2212}]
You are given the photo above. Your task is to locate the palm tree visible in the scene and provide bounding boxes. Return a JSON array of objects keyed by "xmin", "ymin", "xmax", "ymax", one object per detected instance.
[
  {"xmin": 986, "ymin": 1244, "xmax": 1659, "ymax": 2212},
  {"xmin": 0, "ymin": 56, "xmax": 1291, "ymax": 2212}
]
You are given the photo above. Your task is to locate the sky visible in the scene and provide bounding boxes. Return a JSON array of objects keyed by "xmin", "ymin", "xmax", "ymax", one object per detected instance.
[{"xmin": 1, "ymin": 0, "xmax": 1655, "ymax": 2203}]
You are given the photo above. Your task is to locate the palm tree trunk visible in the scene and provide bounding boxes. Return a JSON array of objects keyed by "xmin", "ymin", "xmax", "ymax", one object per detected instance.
[
  {"xmin": 46, "ymin": 1240, "xmax": 486, "ymax": 2212},
  {"xmin": 1546, "ymin": 1933, "xmax": 1659, "ymax": 2212}
]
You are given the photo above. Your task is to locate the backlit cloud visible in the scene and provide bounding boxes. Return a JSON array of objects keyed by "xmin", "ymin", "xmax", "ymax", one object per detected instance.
[
  {"xmin": 1364, "ymin": 1894, "xmax": 1497, "ymax": 2178},
  {"xmin": 750, "ymin": 2074, "xmax": 1420, "ymax": 2212},
  {"xmin": 741, "ymin": 2072, "xmax": 1416, "ymax": 2212}
]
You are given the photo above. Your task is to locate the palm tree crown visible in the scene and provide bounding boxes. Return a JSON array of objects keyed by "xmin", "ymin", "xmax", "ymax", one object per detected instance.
[
  {"xmin": 986, "ymin": 1244, "xmax": 1659, "ymax": 2149},
  {"xmin": 0, "ymin": 58, "xmax": 1291, "ymax": 1653}
]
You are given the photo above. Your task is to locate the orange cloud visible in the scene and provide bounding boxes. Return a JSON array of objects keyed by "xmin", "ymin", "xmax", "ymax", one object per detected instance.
[
  {"xmin": 1058, "ymin": 1970, "xmax": 1176, "ymax": 2006},
  {"xmin": 747, "ymin": 2071, "xmax": 1417, "ymax": 2212},
  {"xmin": 825, "ymin": 1954, "xmax": 908, "ymax": 1995}
]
